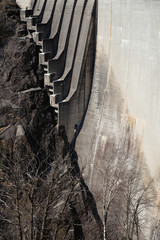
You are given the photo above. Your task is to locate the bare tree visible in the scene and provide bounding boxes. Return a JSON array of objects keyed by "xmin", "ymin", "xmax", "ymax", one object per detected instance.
[
  {"xmin": 119, "ymin": 166, "xmax": 155, "ymax": 240},
  {"xmin": 97, "ymin": 133, "xmax": 156, "ymax": 240},
  {"xmin": 0, "ymin": 146, "xmax": 81, "ymax": 240}
]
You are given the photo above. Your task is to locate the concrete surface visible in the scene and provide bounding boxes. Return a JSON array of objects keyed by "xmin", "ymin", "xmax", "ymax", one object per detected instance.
[
  {"xmin": 75, "ymin": 0, "xmax": 160, "ymax": 225},
  {"xmin": 41, "ymin": 0, "xmax": 55, "ymax": 24},
  {"xmin": 48, "ymin": 0, "xmax": 85, "ymax": 74},
  {"xmin": 33, "ymin": 0, "xmax": 46, "ymax": 16},
  {"xmin": 40, "ymin": 0, "xmax": 75, "ymax": 64},
  {"xmin": 64, "ymin": 0, "xmax": 95, "ymax": 102},
  {"xmin": 58, "ymin": 0, "xmax": 95, "ymax": 142}
]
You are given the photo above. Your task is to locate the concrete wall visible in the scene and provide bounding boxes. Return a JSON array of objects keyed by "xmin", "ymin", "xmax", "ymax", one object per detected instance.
[
  {"xmin": 59, "ymin": 12, "xmax": 96, "ymax": 143},
  {"xmin": 77, "ymin": 0, "xmax": 160, "ymax": 176},
  {"xmin": 76, "ymin": 0, "xmax": 160, "ymax": 228}
]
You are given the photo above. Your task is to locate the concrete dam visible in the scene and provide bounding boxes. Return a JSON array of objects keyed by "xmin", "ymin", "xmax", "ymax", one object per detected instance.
[
  {"xmin": 17, "ymin": 0, "xmax": 96, "ymax": 143},
  {"xmin": 16, "ymin": 0, "xmax": 160, "ymax": 237}
]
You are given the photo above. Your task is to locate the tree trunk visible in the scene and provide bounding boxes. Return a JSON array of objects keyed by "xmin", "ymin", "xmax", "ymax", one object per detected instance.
[{"xmin": 16, "ymin": 188, "xmax": 23, "ymax": 240}]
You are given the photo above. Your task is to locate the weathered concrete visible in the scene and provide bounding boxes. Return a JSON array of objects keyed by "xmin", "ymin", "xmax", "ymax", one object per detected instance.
[
  {"xmin": 49, "ymin": 0, "xmax": 86, "ymax": 98},
  {"xmin": 75, "ymin": 0, "xmax": 160, "ymax": 230},
  {"xmin": 40, "ymin": 0, "xmax": 75, "ymax": 64},
  {"xmin": 63, "ymin": 0, "xmax": 95, "ymax": 102},
  {"xmin": 59, "ymin": 0, "xmax": 96, "ymax": 141},
  {"xmin": 33, "ymin": 0, "xmax": 46, "ymax": 16},
  {"xmin": 33, "ymin": 0, "xmax": 56, "ymax": 43},
  {"xmin": 27, "ymin": 0, "xmax": 46, "ymax": 30},
  {"xmin": 48, "ymin": 0, "xmax": 86, "ymax": 74}
]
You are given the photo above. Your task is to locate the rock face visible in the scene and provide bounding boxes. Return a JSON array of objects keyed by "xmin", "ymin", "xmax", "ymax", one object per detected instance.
[{"xmin": 0, "ymin": 20, "xmax": 56, "ymax": 161}]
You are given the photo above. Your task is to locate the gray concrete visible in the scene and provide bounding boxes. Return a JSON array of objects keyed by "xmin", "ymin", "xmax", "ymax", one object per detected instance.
[
  {"xmin": 28, "ymin": 0, "xmax": 46, "ymax": 30},
  {"xmin": 33, "ymin": 0, "xmax": 56, "ymax": 43},
  {"xmin": 49, "ymin": 0, "xmax": 65, "ymax": 39},
  {"xmin": 33, "ymin": 0, "xmax": 56, "ymax": 44},
  {"xmin": 40, "ymin": 0, "xmax": 75, "ymax": 64},
  {"xmin": 58, "ymin": 0, "xmax": 95, "ymax": 142},
  {"xmin": 35, "ymin": 0, "xmax": 65, "ymax": 46},
  {"xmin": 63, "ymin": 0, "xmax": 95, "ymax": 102},
  {"xmin": 41, "ymin": 0, "xmax": 55, "ymax": 24},
  {"xmin": 33, "ymin": 0, "xmax": 46, "ymax": 16},
  {"xmin": 38, "ymin": 0, "xmax": 66, "ymax": 64},
  {"xmin": 50, "ymin": 0, "xmax": 86, "ymax": 101},
  {"xmin": 48, "ymin": 0, "xmax": 83, "ymax": 67}
]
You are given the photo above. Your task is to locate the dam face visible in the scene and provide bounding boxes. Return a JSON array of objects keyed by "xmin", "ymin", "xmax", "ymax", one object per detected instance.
[
  {"xmin": 76, "ymin": 0, "xmax": 160, "ymax": 184},
  {"xmin": 75, "ymin": 1, "xmax": 160, "ymax": 232}
]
